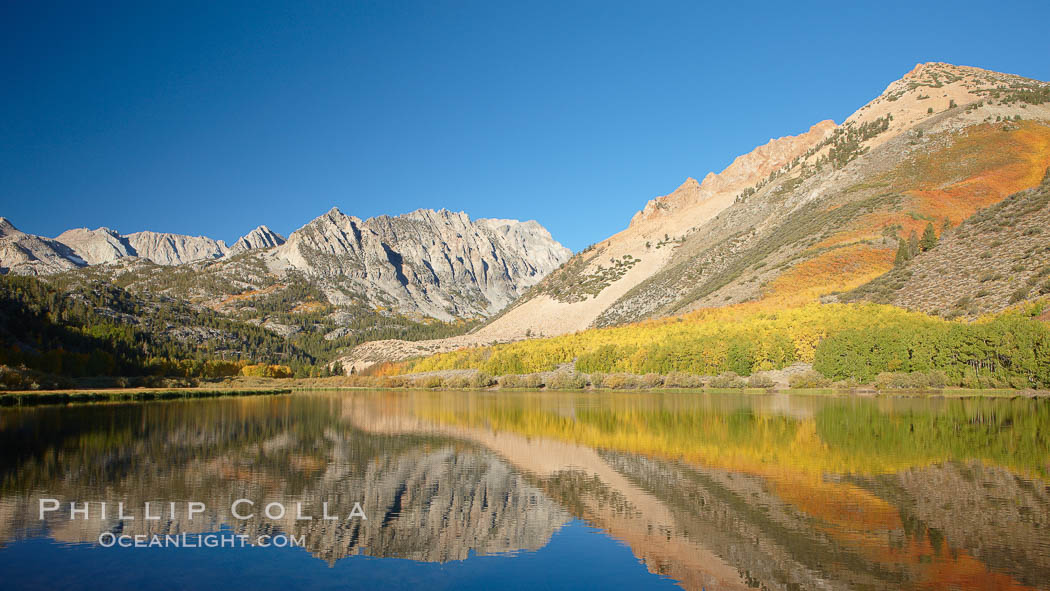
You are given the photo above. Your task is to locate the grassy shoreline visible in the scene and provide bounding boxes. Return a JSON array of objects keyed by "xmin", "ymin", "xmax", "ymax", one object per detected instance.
[
  {"xmin": 0, "ymin": 386, "xmax": 292, "ymax": 407},
  {"xmin": 3, "ymin": 374, "xmax": 1046, "ymax": 408},
  {"xmin": 4, "ymin": 384, "xmax": 1041, "ymax": 407}
]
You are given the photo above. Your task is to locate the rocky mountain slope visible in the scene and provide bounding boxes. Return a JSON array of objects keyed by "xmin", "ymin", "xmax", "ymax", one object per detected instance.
[
  {"xmin": 1, "ymin": 207, "xmax": 569, "ymax": 375},
  {"xmin": 2, "ymin": 208, "xmax": 568, "ymax": 321},
  {"xmin": 0, "ymin": 218, "xmax": 85, "ymax": 275},
  {"xmin": 229, "ymin": 225, "xmax": 285, "ymax": 254},
  {"xmin": 340, "ymin": 62, "xmax": 1050, "ymax": 370},
  {"xmin": 842, "ymin": 170, "xmax": 1050, "ymax": 316},
  {"xmin": 123, "ymin": 231, "xmax": 230, "ymax": 265},
  {"xmin": 533, "ymin": 63, "xmax": 1050, "ymax": 329},
  {"xmin": 53, "ymin": 227, "xmax": 134, "ymax": 265},
  {"xmin": 264, "ymin": 207, "xmax": 570, "ymax": 320}
]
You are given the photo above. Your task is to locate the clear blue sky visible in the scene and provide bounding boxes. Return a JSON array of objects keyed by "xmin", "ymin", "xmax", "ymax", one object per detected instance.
[{"xmin": 3, "ymin": 1, "xmax": 1049, "ymax": 251}]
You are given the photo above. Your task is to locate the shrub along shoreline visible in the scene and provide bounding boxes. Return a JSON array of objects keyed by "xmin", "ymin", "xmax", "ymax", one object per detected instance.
[
  {"xmin": 293, "ymin": 367, "xmax": 1047, "ymax": 396},
  {"xmin": 0, "ymin": 387, "xmax": 292, "ymax": 407},
  {"xmin": 372, "ymin": 300, "xmax": 1050, "ymax": 392}
]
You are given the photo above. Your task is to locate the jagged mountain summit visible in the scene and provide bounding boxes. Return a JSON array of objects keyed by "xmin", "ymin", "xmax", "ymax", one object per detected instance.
[
  {"xmin": 123, "ymin": 231, "xmax": 230, "ymax": 265},
  {"xmin": 230, "ymin": 225, "xmax": 286, "ymax": 254},
  {"xmin": 0, "ymin": 217, "xmax": 84, "ymax": 275},
  {"xmin": 5, "ymin": 207, "xmax": 570, "ymax": 330},
  {"xmin": 3, "ymin": 224, "xmax": 279, "ymax": 270},
  {"xmin": 340, "ymin": 62, "xmax": 1050, "ymax": 369},
  {"xmin": 53, "ymin": 227, "xmax": 134, "ymax": 265},
  {"xmin": 257, "ymin": 207, "xmax": 572, "ymax": 320}
]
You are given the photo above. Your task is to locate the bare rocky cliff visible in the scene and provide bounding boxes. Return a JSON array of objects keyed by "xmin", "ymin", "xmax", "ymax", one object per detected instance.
[
  {"xmin": 2, "ymin": 206, "xmax": 570, "ymax": 333},
  {"xmin": 53, "ymin": 227, "xmax": 135, "ymax": 265},
  {"xmin": 124, "ymin": 231, "xmax": 230, "ymax": 265},
  {"xmin": 0, "ymin": 218, "xmax": 84, "ymax": 275},
  {"xmin": 229, "ymin": 225, "xmax": 285, "ymax": 254},
  {"xmin": 264, "ymin": 207, "xmax": 571, "ymax": 320}
]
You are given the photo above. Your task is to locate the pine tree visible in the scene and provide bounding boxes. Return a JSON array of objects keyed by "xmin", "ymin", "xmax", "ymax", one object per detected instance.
[
  {"xmin": 920, "ymin": 222, "xmax": 938, "ymax": 251},
  {"xmin": 907, "ymin": 231, "xmax": 920, "ymax": 257},
  {"xmin": 895, "ymin": 238, "xmax": 911, "ymax": 266}
]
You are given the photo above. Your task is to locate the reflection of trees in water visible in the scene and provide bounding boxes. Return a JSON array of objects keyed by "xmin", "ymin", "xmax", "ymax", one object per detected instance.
[
  {"xmin": 360, "ymin": 391, "xmax": 1050, "ymax": 591},
  {"xmin": 586, "ymin": 449, "xmax": 904, "ymax": 590},
  {"xmin": 850, "ymin": 461, "xmax": 1050, "ymax": 589},
  {"xmin": 0, "ymin": 397, "xmax": 569, "ymax": 563},
  {"xmin": 402, "ymin": 391, "xmax": 1050, "ymax": 478},
  {"xmin": 2, "ymin": 391, "xmax": 1049, "ymax": 590},
  {"xmin": 523, "ymin": 451, "xmax": 1050, "ymax": 591}
]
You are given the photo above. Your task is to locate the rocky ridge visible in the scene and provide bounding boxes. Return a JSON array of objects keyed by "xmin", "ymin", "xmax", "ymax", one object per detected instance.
[
  {"xmin": 229, "ymin": 225, "xmax": 286, "ymax": 254},
  {"xmin": 3, "ymin": 223, "xmax": 291, "ymax": 271},
  {"xmin": 341, "ymin": 62, "xmax": 1050, "ymax": 370},
  {"xmin": 3, "ymin": 207, "xmax": 570, "ymax": 336},
  {"xmin": 0, "ymin": 218, "xmax": 84, "ymax": 275},
  {"xmin": 263, "ymin": 207, "xmax": 571, "ymax": 320},
  {"xmin": 123, "ymin": 231, "xmax": 230, "ymax": 265}
]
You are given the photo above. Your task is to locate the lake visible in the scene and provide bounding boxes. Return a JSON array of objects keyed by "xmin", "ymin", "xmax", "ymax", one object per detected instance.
[{"xmin": 0, "ymin": 390, "xmax": 1048, "ymax": 590}]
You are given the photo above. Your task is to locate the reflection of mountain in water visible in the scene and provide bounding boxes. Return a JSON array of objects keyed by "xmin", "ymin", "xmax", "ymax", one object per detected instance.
[
  {"xmin": 2, "ymin": 392, "xmax": 1049, "ymax": 591},
  {"xmin": 0, "ymin": 398, "xmax": 569, "ymax": 564},
  {"xmin": 290, "ymin": 445, "xmax": 569, "ymax": 563},
  {"xmin": 854, "ymin": 462, "xmax": 1050, "ymax": 589},
  {"xmin": 342, "ymin": 391, "xmax": 1050, "ymax": 591}
]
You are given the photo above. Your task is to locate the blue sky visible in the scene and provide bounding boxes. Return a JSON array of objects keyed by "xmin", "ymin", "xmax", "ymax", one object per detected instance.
[{"xmin": 2, "ymin": 1, "xmax": 1049, "ymax": 251}]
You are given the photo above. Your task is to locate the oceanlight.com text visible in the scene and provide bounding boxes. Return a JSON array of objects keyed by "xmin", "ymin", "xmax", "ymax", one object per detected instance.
[{"xmin": 97, "ymin": 533, "xmax": 305, "ymax": 549}]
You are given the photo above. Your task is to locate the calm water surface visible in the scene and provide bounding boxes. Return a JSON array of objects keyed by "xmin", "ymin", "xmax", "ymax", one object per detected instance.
[{"xmin": 1, "ymin": 390, "xmax": 1048, "ymax": 590}]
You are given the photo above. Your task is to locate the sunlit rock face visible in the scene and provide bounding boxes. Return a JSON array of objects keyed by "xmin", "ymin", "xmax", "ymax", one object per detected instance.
[
  {"xmin": 1, "ymin": 208, "xmax": 570, "ymax": 323},
  {"xmin": 123, "ymin": 231, "xmax": 230, "ymax": 265},
  {"xmin": 229, "ymin": 225, "xmax": 285, "ymax": 254},
  {"xmin": 53, "ymin": 227, "xmax": 134, "ymax": 265},
  {"xmin": 0, "ymin": 217, "xmax": 84, "ymax": 274},
  {"xmin": 270, "ymin": 207, "xmax": 571, "ymax": 319}
]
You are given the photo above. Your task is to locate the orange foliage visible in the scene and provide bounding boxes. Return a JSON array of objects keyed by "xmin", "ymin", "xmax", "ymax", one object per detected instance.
[
  {"xmin": 361, "ymin": 360, "xmax": 408, "ymax": 377},
  {"xmin": 787, "ymin": 121, "xmax": 1050, "ymax": 302},
  {"xmin": 765, "ymin": 244, "xmax": 894, "ymax": 305},
  {"xmin": 291, "ymin": 300, "xmax": 326, "ymax": 313},
  {"xmin": 906, "ymin": 121, "xmax": 1050, "ymax": 225},
  {"xmin": 210, "ymin": 283, "xmax": 285, "ymax": 310},
  {"xmin": 814, "ymin": 211, "xmax": 936, "ymax": 251}
]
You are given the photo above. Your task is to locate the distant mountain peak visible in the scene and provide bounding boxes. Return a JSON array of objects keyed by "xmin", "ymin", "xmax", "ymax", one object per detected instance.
[
  {"xmin": 54, "ymin": 227, "xmax": 135, "ymax": 265},
  {"xmin": 0, "ymin": 217, "xmax": 20, "ymax": 237},
  {"xmin": 230, "ymin": 225, "xmax": 286, "ymax": 254},
  {"xmin": 630, "ymin": 120, "xmax": 836, "ymax": 230},
  {"xmin": 0, "ymin": 218, "xmax": 84, "ymax": 275},
  {"xmin": 273, "ymin": 206, "xmax": 571, "ymax": 320}
]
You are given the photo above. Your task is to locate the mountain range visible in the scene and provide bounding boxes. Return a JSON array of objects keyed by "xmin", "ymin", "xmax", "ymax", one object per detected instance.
[
  {"xmin": 339, "ymin": 62, "xmax": 1050, "ymax": 370},
  {"xmin": 0, "ymin": 208, "xmax": 571, "ymax": 322},
  {"xmin": 3, "ymin": 61, "xmax": 1050, "ymax": 377},
  {"xmin": 0, "ymin": 218, "xmax": 283, "ymax": 272}
]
